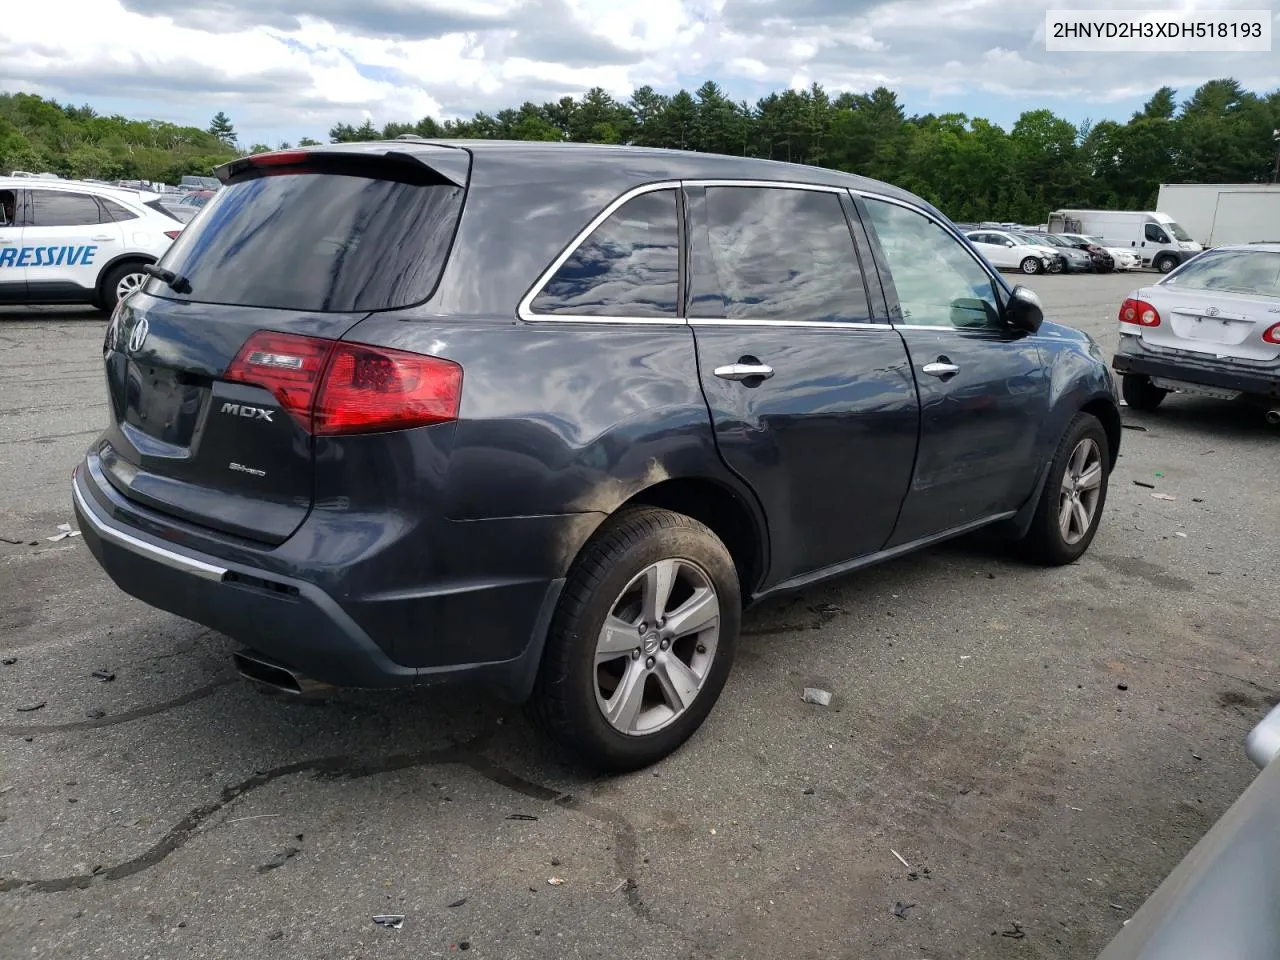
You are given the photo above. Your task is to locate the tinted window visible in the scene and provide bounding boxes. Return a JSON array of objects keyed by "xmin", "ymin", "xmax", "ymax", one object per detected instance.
[
  {"xmin": 100, "ymin": 198, "xmax": 138, "ymax": 222},
  {"xmin": 862, "ymin": 197, "xmax": 1002, "ymax": 330},
  {"xmin": 0, "ymin": 190, "xmax": 15, "ymax": 227},
  {"xmin": 689, "ymin": 187, "xmax": 869, "ymax": 323},
  {"xmin": 530, "ymin": 190, "xmax": 679, "ymax": 318},
  {"xmin": 29, "ymin": 191, "xmax": 103, "ymax": 227},
  {"xmin": 1163, "ymin": 249, "xmax": 1280, "ymax": 298},
  {"xmin": 1145, "ymin": 223, "xmax": 1169, "ymax": 243},
  {"xmin": 151, "ymin": 172, "xmax": 464, "ymax": 312}
]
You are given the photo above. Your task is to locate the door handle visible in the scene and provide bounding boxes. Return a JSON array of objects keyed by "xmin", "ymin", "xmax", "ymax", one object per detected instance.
[
  {"xmin": 714, "ymin": 362, "xmax": 775, "ymax": 382},
  {"xmin": 922, "ymin": 361, "xmax": 960, "ymax": 378},
  {"xmin": 0, "ymin": 238, "xmax": 15, "ymax": 244},
  {"xmin": 90, "ymin": 235, "xmax": 115, "ymax": 241}
]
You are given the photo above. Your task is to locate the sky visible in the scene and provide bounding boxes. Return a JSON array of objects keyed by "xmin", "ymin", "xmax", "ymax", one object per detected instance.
[{"xmin": 1, "ymin": 0, "xmax": 1276, "ymax": 146}]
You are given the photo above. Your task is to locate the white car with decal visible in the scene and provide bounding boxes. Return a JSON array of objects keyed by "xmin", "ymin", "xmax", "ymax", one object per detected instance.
[{"xmin": 0, "ymin": 177, "xmax": 183, "ymax": 311}]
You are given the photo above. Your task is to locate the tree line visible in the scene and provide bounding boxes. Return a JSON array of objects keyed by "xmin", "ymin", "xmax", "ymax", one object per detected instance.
[{"xmin": 2, "ymin": 77, "xmax": 1276, "ymax": 223}]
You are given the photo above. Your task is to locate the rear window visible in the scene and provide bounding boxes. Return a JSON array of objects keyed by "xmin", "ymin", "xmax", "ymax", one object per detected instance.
[
  {"xmin": 149, "ymin": 170, "xmax": 464, "ymax": 312},
  {"xmin": 1163, "ymin": 249, "xmax": 1280, "ymax": 299}
]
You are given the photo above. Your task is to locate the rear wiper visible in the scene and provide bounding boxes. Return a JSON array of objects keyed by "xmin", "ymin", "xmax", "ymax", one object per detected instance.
[{"xmin": 143, "ymin": 264, "xmax": 192, "ymax": 294}]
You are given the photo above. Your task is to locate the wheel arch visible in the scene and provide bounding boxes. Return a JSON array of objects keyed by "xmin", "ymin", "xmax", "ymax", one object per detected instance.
[
  {"xmin": 94, "ymin": 252, "xmax": 156, "ymax": 304},
  {"xmin": 611, "ymin": 476, "xmax": 770, "ymax": 603},
  {"xmin": 1080, "ymin": 395, "xmax": 1122, "ymax": 472}
]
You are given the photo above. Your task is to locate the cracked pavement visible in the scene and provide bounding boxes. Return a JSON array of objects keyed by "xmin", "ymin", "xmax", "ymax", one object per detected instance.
[{"xmin": 2, "ymin": 277, "xmax": 1278, "ymax": 959}]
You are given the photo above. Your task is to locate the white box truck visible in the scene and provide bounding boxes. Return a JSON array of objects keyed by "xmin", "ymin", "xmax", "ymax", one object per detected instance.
[
  {"xmin": 1155, "ymin": 183, "xmax": 1280, "ymax": 248},
  {"xmin": 1046, "ymin": 209, "xmax": 1202, "ymax": 273}
]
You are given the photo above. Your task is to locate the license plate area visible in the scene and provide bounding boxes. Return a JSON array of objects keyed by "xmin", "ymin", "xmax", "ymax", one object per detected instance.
[
  {"xmin": 1170, "ymin": 314, "xmax": 1251, "ymax": 345},
  {"xmin": 123, "ymin": 361, "xmax": 209, "ymax": 448}
]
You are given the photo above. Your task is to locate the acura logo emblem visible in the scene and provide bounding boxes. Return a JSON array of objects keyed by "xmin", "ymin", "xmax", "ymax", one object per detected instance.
[{"xmin": 128, "ymin": 316, "xmax": 150, "ymax": 354}]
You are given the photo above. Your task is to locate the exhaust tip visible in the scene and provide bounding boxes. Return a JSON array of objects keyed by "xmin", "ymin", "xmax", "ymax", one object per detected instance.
[
  {"xmin": 233, "ymin": 650, "xmax": 330, "ymax": 695},
  {"xmin": 1266, "ymin": 408, "xmax": 1280, "ymax": 426}
]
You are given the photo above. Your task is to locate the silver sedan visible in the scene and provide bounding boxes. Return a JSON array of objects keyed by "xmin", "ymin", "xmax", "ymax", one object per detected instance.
[{"xmin": 1111, "ymin": 243, "xmax": 1280, "ymax": 424}]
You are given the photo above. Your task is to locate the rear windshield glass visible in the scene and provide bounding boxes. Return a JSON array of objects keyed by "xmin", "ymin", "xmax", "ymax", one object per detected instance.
[
  {"xmin": 1164, "ymin": 249, "xmax": 1280, "ymax": 299},
  {"xmin": 148, "ymin": 171, "xmax": 464, "ymax": 312}
]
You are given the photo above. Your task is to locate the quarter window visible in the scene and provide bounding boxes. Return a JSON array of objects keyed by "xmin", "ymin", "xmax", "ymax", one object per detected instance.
[
  {"xmin": 28, "ymin": 190, "xmax": 104, "ymax": 227},
  {"xmin": 100, "ymin": 198, "xmax": 139, "ymax": 222},
  {"xmin": 530, "ymin": 190, "xmax": 680, "ymax": 318},
  {"xmin": 862, "ymin": 197, "xmax": 1002, "ymax": 330},
  {"xmin": 689, "ymin": 186, "xmax": 870, "ymax": 323}
]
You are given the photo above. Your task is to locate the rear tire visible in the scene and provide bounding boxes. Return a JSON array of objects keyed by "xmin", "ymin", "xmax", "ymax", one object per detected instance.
[
  {"xmin": 1020, "ymin": 413, "xmax": 1110, "ymax": 566},
  {"xmin": 1154, "ymin": 254, "xmax": 1178, "ymax": 274},
  {"xmin": 1020, "ymin": 256, "xmax": 1042, "ymax": 275},
  {"xmin": 528, "ymin": 507, "xmax": 740, "ymax": 772},
  {"xmin": 99, "ymin": 261, "xmax": 149, "ymax": 312},
  {"xmin": 1121, "ymin": 373, "xmax": 1167, "ymax": 411}
]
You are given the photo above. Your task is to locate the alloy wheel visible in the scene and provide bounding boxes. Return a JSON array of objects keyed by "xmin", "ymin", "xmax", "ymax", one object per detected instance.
[
  {"xmin": 593, "ymin": 558, "xmax": 721, "ymax": 736},
  {"xmin": 1058, "ymin": 437, "xmax": 1103, "ymax": 545},
  {"xmin": 115, "ymin": 270, "xmax": 147, "ymax": 303}
]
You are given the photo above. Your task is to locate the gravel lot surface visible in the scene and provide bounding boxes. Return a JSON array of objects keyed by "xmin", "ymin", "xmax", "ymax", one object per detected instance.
[{"xmin": 2, "ymin": 273, "xmax": 1277, "ymax": 959}]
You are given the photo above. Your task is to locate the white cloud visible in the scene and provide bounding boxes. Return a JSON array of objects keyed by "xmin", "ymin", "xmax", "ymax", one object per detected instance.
[{"xmin": 0, "ymin": 0, "xmax": 1274, "ymax": 144}]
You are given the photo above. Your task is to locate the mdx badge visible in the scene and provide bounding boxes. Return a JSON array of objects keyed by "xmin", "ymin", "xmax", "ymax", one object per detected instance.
[{"xmin": 220, "ymin": 402, "xmax": 275, "ymax": 421}]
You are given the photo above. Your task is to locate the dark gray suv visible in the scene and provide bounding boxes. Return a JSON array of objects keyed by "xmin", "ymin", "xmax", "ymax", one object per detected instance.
[{"xmin": 73, "ymin": 140, "xmax": 1121, "ymax": 770}]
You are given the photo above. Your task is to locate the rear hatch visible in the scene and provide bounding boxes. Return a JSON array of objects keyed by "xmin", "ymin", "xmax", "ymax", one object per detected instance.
[
  {"xmin": 1129, "ymin": 248, "xmax": 1280, "ymax": 363},
  {"xmin": 97, "ymin": 145, "xmax": 469, "ymax": 545}
]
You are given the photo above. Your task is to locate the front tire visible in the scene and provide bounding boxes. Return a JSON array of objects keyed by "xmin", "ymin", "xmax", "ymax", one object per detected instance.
[
  {"xmin": 529, "ymin": 507, "xmax": 740, "ymax": 772},
  {"xmin": 99, "ymin": 261, "xmax": 149, "ymax": 312},
  {"xmin": 1020, "ymin": 256, "xmax": 1042, "ymax": 275},
  {"xmin": 1121, "ymin": 373, "xmax": 1167, "ymax": 411},
  {"xmin": 1154, "ymin": 254, "xmax": 1178, "ymax": 274},
  {"xmin": 1020, "ymin": 413, "xmax": 1110, "ymax": 566}
]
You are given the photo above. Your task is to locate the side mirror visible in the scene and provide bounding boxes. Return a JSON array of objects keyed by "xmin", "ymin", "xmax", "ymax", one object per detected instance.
[
  {"xmin": 1005, "ymin": 285, "xmax": 1043, "ymax": 334},
  {"xmin": 1005, "ymin": 240, "xmax": 1015, "ymax": 247}
]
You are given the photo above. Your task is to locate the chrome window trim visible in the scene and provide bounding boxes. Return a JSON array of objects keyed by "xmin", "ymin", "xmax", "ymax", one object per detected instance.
[
  {"xmin": 516, "ymin": 180, "xmax": 684, "ymax": 326},
  {"xmin": 688, "ymin": 319, "xmax": 886, "ymax": 330},
  {"xmin": 518, "ymin": 178, "xmax": 888, "ymax": 328}
]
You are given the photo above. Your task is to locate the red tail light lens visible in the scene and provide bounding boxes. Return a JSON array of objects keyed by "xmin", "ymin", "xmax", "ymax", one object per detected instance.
[
  {"xmin": 314, "ymin": 343, "xmax": 462, "ymax": 435},
  {"xmin": 224, "ymin": 331, "xmax": 462, "ymax": 435},
  {"xmin": 1263, "ymin": 322, "xmax": 1280, "ymax": 345},
  {"xmin": 1119, "ymin": 297, "xmax": 1161, "ymax": 327},
  {"xmin": 225, "ymin": 332, "xmax": 335, "ymax": 431}
]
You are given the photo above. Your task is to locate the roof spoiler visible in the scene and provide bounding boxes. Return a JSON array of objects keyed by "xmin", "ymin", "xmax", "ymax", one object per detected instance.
[{"xmin": 214, "ymin": 142, "xmax": 471, "ymax": 189}]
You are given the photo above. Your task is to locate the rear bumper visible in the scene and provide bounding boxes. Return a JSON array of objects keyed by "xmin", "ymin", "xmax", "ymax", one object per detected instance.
[
  {"xmin": 72, "ymin": 461, "xmax": 576, "ymax": 698},
  {"xmin": 1113, "ymin": 341, "xmax": 1280, "ymax": 399}
]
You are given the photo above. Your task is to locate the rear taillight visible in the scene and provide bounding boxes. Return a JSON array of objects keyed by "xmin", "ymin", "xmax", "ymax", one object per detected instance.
[
  {"xmin": 225, "ymin": 332, "xmax": 334, "ymax": 431},
  {"xmin": 1263, "ymin": 322, "xmax": 1280, "ymax": 345},
  {"xmin": 1119, "ymin": 297, "xmax": 1161, "ymax": 328},
  {"xmin": 164, "ymin": 230, "xmax": 182, "ymax": 240},
  {"xmin": 224, "ymin": 331, "xmax": 462, "ymax": 435},
  {"xmin": 314, "ymin": 343, "xmax": 462, "ymax": 436}
]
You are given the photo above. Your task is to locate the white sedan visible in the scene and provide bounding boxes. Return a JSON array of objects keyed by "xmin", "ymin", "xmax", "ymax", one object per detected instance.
[{"xmin": 965, "ymin": 229, "xmax": 1060, "ymax": 275}]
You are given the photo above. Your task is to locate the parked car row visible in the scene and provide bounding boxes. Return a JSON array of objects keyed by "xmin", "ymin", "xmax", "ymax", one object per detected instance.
[{"xmin": 955, "ymin": 222, "xmax": 1142, "ymax": 274}]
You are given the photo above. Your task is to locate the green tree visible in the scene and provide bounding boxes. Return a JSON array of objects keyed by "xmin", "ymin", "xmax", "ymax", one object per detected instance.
[{"xmin": 208, "ymin": 111, "xmax": 236, "ymax": 146}]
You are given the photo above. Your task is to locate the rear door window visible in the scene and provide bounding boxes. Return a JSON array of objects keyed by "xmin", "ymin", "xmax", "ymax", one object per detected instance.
[
  {"xmin": 529, "ymin": 189, "xmax": 680, "ymax": 318},
  {"xmin": 151, "ymin": 167, "xmax": 465, "ymax": 312},
  {"xmin": 688, "ymin": 186, "xmax": 871, "ymax": 324},
  {"xmin": 29, "ymin": 190, "xmax": 105, "ymax": 226}
]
